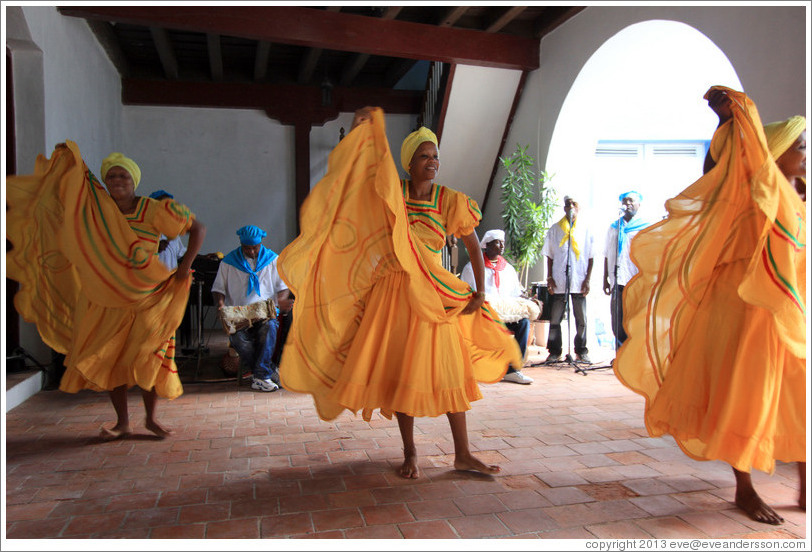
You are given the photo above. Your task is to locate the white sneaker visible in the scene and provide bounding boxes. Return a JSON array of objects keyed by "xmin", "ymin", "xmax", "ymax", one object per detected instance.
[
  {"xmin": 502, "ymin": 371, "xmax": 534, "ymax": 384},
  {"xmin": 251, "ymin": 378, "xmax": 279, "ymax": 392}
]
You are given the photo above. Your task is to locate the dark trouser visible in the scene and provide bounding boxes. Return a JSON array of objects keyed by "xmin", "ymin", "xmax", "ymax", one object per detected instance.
[
  {"xmin": 610, "ymin": 284, "xmax": 626, "ymax": 348},
  {"xmin": 505, "ymin": 318, "xmax": 530, "ymax": 373},
  {"xmin": 272, "ymin": 310, "xmax": 292, "ymax": 366},
  {"xmin": 229, "ymin": 319, "xmax": 279, "ymax": 383},
  {"xmin": 546, "ymin": 293, "xmax": 588, "ymax": 356}
]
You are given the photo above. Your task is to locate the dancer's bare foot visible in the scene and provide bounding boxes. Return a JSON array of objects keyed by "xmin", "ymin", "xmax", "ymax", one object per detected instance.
[
  {"xmin": 736, "ymin": 485, "xmax": 784, "ymax": 524},
  {"xmin": 99, "ymin": 424, "xmax": 131, "ymax": 441},
  {"xmin": 145, "ymin": 419, "xmax": 173, "ymax": 439},
  {"xmin": 399, "ymin": 451, "xmax": 420, "ymax": 479},
  {"xmin": 454, "ymin": 452, "xmax": 500, "ymax": 475}
]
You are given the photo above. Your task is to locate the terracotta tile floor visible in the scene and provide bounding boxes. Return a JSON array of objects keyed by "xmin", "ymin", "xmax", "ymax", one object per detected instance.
[{"xmin": 3, "ymin": 341, "xmax": 808, "ymax": 540}]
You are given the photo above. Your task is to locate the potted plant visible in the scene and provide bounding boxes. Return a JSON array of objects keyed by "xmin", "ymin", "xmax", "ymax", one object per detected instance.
[
  {"xmin": 500, "ymin": 144, "xmax": 557, "ymax": 289},
  {"xmin": 499, "ymin": 144, "xmax": 557, "ymax": 346}
]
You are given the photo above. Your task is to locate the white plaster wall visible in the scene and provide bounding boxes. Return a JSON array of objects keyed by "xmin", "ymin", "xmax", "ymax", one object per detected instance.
[
  {"xmin": 441, "ymin": 65, "xmax": 522, "ymax": 205},
  {"xmin": 20, "ymin": 6, "xmax": 123, "ymax": 171},
  {"xmin": 481, "ymin": 4, "xmax": 808, "ymax": 235},
  {"xmin": 118, "ymin": 108, "xmax": 417, "ymax": 257},
  {"xmin": 122, "ymin": 106, "xmax": 296, "ymax": 255},
  {"xmin": 5, "ymin": 6, "xmax": 46, "ymax": 175},
  {"xmin": 476, "ymin": 4, "xmax": 807, "ymax": 356},
  {"xmin": 7, "ymin": 6, "xmax": 123, "ymax": 364},
  {"xmin": 310, "ymin": 112, "xmax": 418, "ymax": 183},
  {"xmin": 310, "ymin": 114, "xmax": 354, "ymax": 184}
]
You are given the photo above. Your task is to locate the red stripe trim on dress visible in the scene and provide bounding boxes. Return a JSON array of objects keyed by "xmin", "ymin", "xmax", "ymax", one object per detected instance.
[
  {"xmin": 761, "ymin": 247, "xmax": 804, "ymax": 313},
  {"xmin": 74, "ymin": 183, "xmax": 135, "ymax": 302},
  {"xmin": 409, "ymin": 218, "xmax": 446, "ymax": 241},
  {"xmin": 770, "ymin": 225, "xmax": 804, "ymax": 251}
]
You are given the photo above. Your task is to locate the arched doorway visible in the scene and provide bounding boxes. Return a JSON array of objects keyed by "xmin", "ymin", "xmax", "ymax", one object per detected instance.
[{"xmin": 545, "ymin": 19, "xmax": 743, "ymax": 358}]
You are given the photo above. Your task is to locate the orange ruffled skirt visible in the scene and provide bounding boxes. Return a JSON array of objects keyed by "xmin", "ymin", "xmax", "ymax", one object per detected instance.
[
  {"xmin": 615, "ymin": 88, "xmax": 806, "ymax": 474},
  {"xmin": 278, "ymin": 109, "xmax": 522, "ymax": 421},
  {"xmin": 6, "ymin": 142, "xmax": 191, "ymax": 399}
]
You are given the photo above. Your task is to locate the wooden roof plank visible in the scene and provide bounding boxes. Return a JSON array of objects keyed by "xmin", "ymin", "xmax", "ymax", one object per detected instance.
[{"xmin": 59, "ymin": 6, "xmax": 539, "ymax": 71}]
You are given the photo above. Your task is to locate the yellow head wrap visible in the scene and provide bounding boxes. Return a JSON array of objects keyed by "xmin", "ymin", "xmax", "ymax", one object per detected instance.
[
  {"xmin": 763, "ymin": 115, "xmax": 806, "ymax": 159},
  {"xmin": 400, "ymin": 127, "xmax": 439, "ymax": 173},
  {"xmin": 101, "ymin": 152, "xmax": 142, "ymax": 190}
]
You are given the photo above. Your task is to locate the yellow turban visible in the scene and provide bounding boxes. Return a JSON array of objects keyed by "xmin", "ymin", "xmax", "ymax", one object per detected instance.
[
  {"xmin": 763, "ymin": 116, "xmax": 806, "ymax": 159},
  {"xmin": 101, "ymin": 152, "xmax": 142, "ymax": 190},
  {"xmin": 400, "ymin": 127, "xmax": 439, "ymax": 172}
]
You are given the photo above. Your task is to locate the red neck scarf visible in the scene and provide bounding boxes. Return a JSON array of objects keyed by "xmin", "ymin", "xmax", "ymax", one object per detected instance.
[{"xmin": 483, "ymin": 255, "xmax": 507, "ymax": 289}]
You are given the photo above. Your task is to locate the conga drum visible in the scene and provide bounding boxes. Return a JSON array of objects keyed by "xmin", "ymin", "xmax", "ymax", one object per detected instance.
[{"xmin": 219, "ymin": 298, "xmax": 277, "ymax": 335}]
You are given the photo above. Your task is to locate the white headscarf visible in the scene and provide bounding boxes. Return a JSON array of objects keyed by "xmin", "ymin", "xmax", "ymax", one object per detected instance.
[{"xmin": 480, "ymin": 229, "xmax": 505, "ymax": 248}]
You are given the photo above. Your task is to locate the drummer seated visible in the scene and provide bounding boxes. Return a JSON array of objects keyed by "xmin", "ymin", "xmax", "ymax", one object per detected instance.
[
  {"xmin": 211, "ymin": 225, "xmax": 293, "ymax": 392},
  {"xmin": 460, "ymin": 229, "xmax": 537, "ymax": 385}
]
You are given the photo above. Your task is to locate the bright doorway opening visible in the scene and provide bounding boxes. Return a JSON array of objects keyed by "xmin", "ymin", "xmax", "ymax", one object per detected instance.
[{"xmin": 544, "ymin": 19, "xmax": 743, "ymax": 362}]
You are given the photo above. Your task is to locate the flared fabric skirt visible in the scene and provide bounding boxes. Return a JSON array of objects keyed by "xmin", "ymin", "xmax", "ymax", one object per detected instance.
[
  {"xmin": 281, "ymin": 270, "xmax": 516, "ymax": 422},
  {"xmin": 59, "ymin": 293, "xmax": 184, "ymax": 400},
  {"xmin": 640, "ymin": 261, "xmax": 806, "ymax": 474}
]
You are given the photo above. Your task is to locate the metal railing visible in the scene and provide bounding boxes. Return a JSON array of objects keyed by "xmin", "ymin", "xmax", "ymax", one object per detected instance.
[{"xmin": 418, "ymin": 61, "xmax": 446, "ymax": 132}]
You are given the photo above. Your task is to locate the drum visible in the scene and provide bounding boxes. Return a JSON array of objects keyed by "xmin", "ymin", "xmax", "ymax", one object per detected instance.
[
  {"xmin": 219, "ymin": 298, "xmax": 276, "ymax": 335},
  {"xmin": 531, "ymin": 282, "xmax": 552, "ymax": 321},
  {"xmin": 488, "ymin": 296, "xmax": 541, "ymax": 323}
]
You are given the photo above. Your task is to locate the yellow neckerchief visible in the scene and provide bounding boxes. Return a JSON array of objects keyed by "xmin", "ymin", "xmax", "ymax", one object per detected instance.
[{"xmin": 557, "ymin": 215, "xmax": 580, "ymax": 259}]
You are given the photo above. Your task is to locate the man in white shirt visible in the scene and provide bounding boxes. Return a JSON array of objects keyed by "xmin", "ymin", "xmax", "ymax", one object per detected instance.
[
  {"xmin": 542, "ymin": 196, "xmax": 594, "ymax": 364},
  {"xmin": 211, "ymin": 225, "xmax": 293, "ymax": 392},
  {"xmin": 149, "ymin": 190, "xmax": 188, "ymax": 270},
  {"xmin": 460, "ymin": 229, "xmax": 535, "ymax": 384},
  {"xmin": 603, "ymin": 190, "xmax": 650, "ymax": 350}
]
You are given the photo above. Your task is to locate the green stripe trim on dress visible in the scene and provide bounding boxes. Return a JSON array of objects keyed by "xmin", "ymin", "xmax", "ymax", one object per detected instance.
[{"xmin": 765, "ymin": 235, "xmax": 805, "ymax": 314}]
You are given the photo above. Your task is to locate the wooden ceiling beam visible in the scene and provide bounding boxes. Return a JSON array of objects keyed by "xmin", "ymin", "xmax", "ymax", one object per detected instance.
[
  {"xmin": 485, "ymin": 6, "xmax": 527, "ymax": 33},
  {"xmin": 340, "ymin": 54, "xmax": 370, "ymax": 87},
  {"xmin": 383, "ymin": 7, "xmax": 470, "ymax": 88},
  {"xmin": 254, "ymin": 41, "xmax": 271, "ymax": 81},
  {"xmin": 121, "ymin": 78, "xmax": 422, "ymax": 125},
  {"xmin": 340, "ymin": 6, "xmax": 403, "ymax": 87},
  {"xmin": 297, "ymin": 6, "xmax": 341, "ymax": 86},
  {"xmin": 383, "ymin": 58, "xmax": 418, "ymax": 89},
  {"xmin": 298, "ymin": 47, "xmax": 323, "ymax": 85},
  {"xmin": 149, "ymin": 26, "xmax": 178, "ymax": 79},
  {"xmin": 85, "ymin": 20, "xmax": 131, "ymax": 78},
  {"xmin": 206, "ymin": 33, "xmax": 223, "ymax": 81},
  {"xmin": 534, "ymin": 6, "xmax": 587, "ymax": 39},
  {"xmin": 439, "ymin": 6, "xmax": 469, "ymax": 27},
  {"xmin": 59, "ymin": 6, "xmax": 539, "ymax": 70}
]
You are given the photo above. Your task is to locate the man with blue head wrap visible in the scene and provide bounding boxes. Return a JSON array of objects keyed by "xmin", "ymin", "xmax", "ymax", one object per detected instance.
[
  {"xmin": 603, "ymin": 190, "xmax": 651, "ymax": 351},
  {"xmin": 149, "ymin": 190, "xmax": 188, "ymax": 271},
  {"xmin": 211, "ymin": 225, "xmax": 293, "ymax": 392}
]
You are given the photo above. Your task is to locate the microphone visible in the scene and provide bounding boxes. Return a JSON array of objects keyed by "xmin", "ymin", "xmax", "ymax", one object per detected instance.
[{"xmin": 567, "ymin": 210, "xmax": 573, "ymax": 224}]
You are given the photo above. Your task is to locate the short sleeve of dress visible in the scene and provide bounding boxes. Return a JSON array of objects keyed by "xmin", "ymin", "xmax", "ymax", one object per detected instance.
[
  {"xmin": 442, "ymin": 186, "xmax": 482, "ymax": 238},
  {"xmin": 150, "ymin": 198, "xmax": 195, "ymax": 240}
]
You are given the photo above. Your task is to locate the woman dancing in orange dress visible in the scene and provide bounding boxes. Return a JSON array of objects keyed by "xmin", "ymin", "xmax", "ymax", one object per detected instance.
[
  {"xmin": 278, "ymin": 108, "xmax": 522, "ymax": 478},
  {"xmin": 616, "ymin": 87, "xmax": 806, "ymax": 524}
]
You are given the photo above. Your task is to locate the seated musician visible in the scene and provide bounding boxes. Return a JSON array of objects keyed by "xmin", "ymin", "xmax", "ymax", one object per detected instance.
[
  {"xmin": 460, "ymin": 229, "xmax": 538, "ymax": 385},
  {"xmin": 211, "ymin": 225, "xmax": 293, "ymax": 392}
]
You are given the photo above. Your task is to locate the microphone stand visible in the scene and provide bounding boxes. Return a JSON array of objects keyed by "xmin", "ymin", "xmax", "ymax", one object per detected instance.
[{"xmin": 562, "ymin": 213, "xmax": 578, "ymax": 372}]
